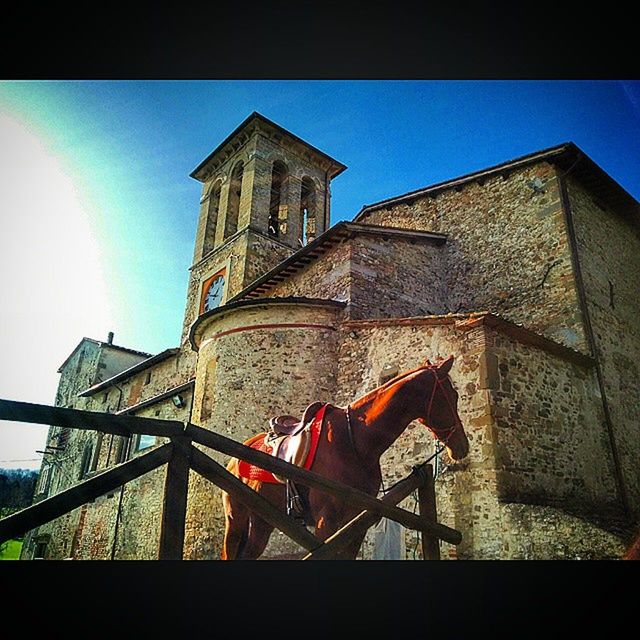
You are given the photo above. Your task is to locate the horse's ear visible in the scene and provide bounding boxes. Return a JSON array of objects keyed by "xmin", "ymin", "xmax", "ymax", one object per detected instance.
[{"xmin": 437, "ymin": 355, "xmax": 454, "ymax": 376}]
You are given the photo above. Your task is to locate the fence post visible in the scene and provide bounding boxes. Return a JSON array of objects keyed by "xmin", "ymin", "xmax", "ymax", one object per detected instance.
[
  {"xmin": 158, "ymin": 437, "xmax": 191, "ymax": 560},
  {"xmin": 418, "ymin": 463, "xmax": 440, "ymax": 560}
]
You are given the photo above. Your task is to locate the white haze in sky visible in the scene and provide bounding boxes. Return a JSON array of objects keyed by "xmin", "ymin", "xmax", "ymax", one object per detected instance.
[{"xmin": 0, "ymin": 112, "xmax": 112, "ymax": 469}]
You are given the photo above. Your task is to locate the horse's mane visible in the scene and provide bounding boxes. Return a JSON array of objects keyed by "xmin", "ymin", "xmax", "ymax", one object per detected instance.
[{"xmin": 349, "ymin": 363, "xmax": 434, "ymax": 410}]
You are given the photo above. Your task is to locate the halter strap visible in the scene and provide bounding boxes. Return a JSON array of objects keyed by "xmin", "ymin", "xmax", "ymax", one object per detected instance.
[{"xmin": 423, "ymin": 366, "xmax": 461, "ymax": 446}]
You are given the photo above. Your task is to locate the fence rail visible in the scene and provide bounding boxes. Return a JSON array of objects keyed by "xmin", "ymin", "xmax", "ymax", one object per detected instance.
[{"xmin": 0, "ymin": 398, "xmax": 460, "ymax": 559}]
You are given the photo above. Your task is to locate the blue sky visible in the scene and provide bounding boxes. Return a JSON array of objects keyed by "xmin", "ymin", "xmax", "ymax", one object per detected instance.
[{"xmin": 0, "ymin": 80, "xmax": 639, "ymax": 468}]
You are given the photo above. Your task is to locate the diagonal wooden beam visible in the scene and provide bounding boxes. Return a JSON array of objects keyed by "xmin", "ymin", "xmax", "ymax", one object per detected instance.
[
  {"xmin": 188, "ymin": 446, "xmax": 322, "ymax": 553},
  {"xmin": 303, "ymin": 466, "xmax": 428, "ymax": 560},
  {"xmin": 185, "ymin": 423, "xmax": 462, "ymax": 544},
  {"xmin": 0, "ymin": 443, "xmax": 173, "ymax": 543},
  {"xmin": 0, "ymin": 398, "xmax": 185, "ymax": 437}
]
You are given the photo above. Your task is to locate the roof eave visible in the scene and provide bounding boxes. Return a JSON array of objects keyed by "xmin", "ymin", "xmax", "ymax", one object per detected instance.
[
  {"xmin": 77, "ymin": 348, "xmax": 180, "ymax": 397},
  {"xmin": 189, "ymin": 111, "xmax": 347, "ymax": 183}
]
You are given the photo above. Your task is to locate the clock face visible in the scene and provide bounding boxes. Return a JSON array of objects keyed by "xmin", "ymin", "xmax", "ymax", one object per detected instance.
[{"xmin": 203, "ymin": 274, "xmax": 225, "ymax": 312}]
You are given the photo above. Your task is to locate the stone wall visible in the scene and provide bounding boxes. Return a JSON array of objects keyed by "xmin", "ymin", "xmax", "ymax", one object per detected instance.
[
  {"xmin": 566, "ymin": 173, "xmax": 640, "ymax": 517},
  {"xmin": 486, "ymin": 327, "xmax": 618, "ymax": 516},
  {"xmin": 242, "ymin": 228, "xmax": 294, "ymax": 289},
  {"xmin": 261, "ymin": 238, "xmax": 352, "ymax": 303},
  {"xmin": 67, "ymin": 391, "xmax": 192, "ymax": 560},
  {"xmin": 262, "ymin": 232, "xmax": 447, "ymax": 319},
  {"xmin": 184, "ymin": 299, "xmax": 343, "ymax": 559},
  {"xmin": 348, "ymin": 234, "xmax": 447, "ymax": 319},
  {"xmin": 181, "ymin": 232, "xmax": 248, "ymax": 345},
  {"xmin": 357, "ymin": 162, "xmax": 588, "ymax": 351},
  {"xmin": 333, "ymin": 317, "xmax": 625, "ymax": 559}
]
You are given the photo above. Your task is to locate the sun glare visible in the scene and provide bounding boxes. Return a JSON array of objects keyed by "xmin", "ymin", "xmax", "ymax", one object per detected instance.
[{"xmin": 0, "ymin": 111, "xmax": 112, "ymax": 468}]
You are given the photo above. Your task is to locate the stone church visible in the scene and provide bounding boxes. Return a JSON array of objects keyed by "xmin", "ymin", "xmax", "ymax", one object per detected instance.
[{"xmin": 23, "ymin": 112, "xmax": 640, "ymax": 560}]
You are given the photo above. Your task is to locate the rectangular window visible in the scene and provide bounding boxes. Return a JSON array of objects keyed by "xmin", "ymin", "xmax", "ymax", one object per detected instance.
[
  {"xmin": 38, "ymin": 465, "xmax": 53, "ymax": 496},
  {"xmin": 89, "ymin": 433, "xmax": 104, "ymax": 472},
  {"xmin": 34, "ymin": 541, "xmax": 48, "ymax": 560},
  {"xmin": 115, "ymin": 436, "xmax": 130, "ymax": 464}
]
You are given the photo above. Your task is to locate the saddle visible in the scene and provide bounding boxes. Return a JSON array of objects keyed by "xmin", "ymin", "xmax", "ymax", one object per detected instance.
[
  {"xmin": 237, "ymin": 402, "xmax": 327, "ymax": 523},
  {"xmin": 265, "ymin": 401, "xmax": 325, "ymax": 482},
  {"xmin": 269, "ymin": 401, "xmax": 325, "ymax": 437}
]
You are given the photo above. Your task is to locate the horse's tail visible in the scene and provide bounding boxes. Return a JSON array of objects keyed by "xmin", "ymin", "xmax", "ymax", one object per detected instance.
[
  {"xmin": 220, "ymin": 458, "xmax": 250, "ymax": 560},
  {"xmin": 623, "ymin": 529, "xmax": 640, "ymax": 560}
]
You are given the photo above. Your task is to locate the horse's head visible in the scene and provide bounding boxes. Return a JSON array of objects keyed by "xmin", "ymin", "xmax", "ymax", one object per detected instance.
[{"xmin": 416, "ymin": 355, "xmax": 469, "ymax": 460}]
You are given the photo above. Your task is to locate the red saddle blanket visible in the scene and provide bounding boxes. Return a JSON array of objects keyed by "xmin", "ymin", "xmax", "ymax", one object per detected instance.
[{"xmin": 238, "ymin": 404, "xmax": 327, "ymax": 484}]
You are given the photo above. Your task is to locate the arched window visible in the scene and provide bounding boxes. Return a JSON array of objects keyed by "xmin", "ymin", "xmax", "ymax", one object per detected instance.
[
  {"xmin": 300, "ymin": 177, "xmax": 316, "ymax": 246},
  {"xmin": 203, "ymin": 181, "xmax": 221, "ymax": 255},
  {"xmin": 268, "ymin": 161, "xmax": 288, "ymax": 238},
  {"xmin": 225, "ymin": 161, "xmax": 243, "ymax": 239}
]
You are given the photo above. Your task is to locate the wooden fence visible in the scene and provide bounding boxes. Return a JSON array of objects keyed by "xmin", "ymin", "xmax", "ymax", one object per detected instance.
[{"xmin": 0, "ymin": 398, "xmax": 461, "ymax": 560}]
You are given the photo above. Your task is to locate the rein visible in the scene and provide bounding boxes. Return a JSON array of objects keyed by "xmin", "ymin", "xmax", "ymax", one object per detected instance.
[{"xmin": 345, "ymin": 405, "xmax": 360, "ymax": 461}]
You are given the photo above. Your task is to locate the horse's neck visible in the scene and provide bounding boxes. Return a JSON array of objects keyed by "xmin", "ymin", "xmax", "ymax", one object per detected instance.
[{"xmin": 350, "ymin": 372, "xmax": 427, "ymax": 461}]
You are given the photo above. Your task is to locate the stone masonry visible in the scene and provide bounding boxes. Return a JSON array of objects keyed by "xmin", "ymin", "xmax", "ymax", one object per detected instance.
[{"xmin": 23, "ymin": 116, "xmax": 638, "ymax": 561}]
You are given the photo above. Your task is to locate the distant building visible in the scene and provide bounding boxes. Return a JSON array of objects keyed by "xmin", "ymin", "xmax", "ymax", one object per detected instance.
[{"xmin": 23, "ymin": 112, "xmax": 639, "ymax": 559}]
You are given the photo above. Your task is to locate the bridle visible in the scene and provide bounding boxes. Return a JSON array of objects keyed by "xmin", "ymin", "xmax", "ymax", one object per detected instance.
[
  {"xmin": 422, "ymin": 365, "xmax": 463, "ymax": 449},
  {"xmin": 344, "ymin": 364, "xmax": 462, "ymax": 461}
]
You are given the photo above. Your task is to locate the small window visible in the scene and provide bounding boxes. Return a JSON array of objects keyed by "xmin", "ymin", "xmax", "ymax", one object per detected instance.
[
  {"xmin": 115, "ymin": 436, "xmax": 130, "ymax": 464},
  {"xmin": 56, "ymin": 427, "xmax": 70, "ymax": 449},
  {"xmin": 38, "ymin": 464, "xmax": 53, "ymax": 497},
  {"xmin": 79, "ymin": 443, "xmax": 93, "ymax": 479},
  {"xmin": 135, "ymin": 434, "xmax": 157, "ymax": 452},
  {"xmin": 89, "ymin": 433, "xmax": 104, "ymax": 473},
  {"xmin": 33, "ymin": 540, "xmax": 48, "ymax": 560},
  {"xmin": 144, "ymin": 371, "xmax": 152, "ymax": 385}
]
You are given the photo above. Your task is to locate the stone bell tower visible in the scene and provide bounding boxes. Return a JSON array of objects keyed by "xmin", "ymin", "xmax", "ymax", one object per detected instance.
[{"xmin": 180, "ymin": 112, "xmax": 347, "ymax": 344}]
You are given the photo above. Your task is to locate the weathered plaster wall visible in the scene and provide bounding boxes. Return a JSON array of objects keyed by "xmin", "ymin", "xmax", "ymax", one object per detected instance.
[
  {"xmin": 358, "ymin": 162, "xmax": 587, "ymax": 351},
  {"xmin": 99, "ymin": 347, "xmax": 151, "ymax": 384},
  {"xmin": 22, "ymin": 340, "xmax": 156, "ymax": 559},
  {"xmin": 566, "ymin": 174, "xmax": 640, "ymax": 517},
  {"xmin": 69, "ymin": 392, "xmax": 191, "ymax": 560}
]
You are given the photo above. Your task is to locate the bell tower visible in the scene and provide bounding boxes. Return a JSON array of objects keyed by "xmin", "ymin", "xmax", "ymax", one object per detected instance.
[{"xmin": 181, "ymin": 112, "xmax": 346, "ymax": 344}]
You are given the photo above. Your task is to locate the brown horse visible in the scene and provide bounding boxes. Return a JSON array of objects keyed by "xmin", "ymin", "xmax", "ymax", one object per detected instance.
[{"xmin": 220, "ymin": 355, "xmax": 469, "ymax": 560}]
